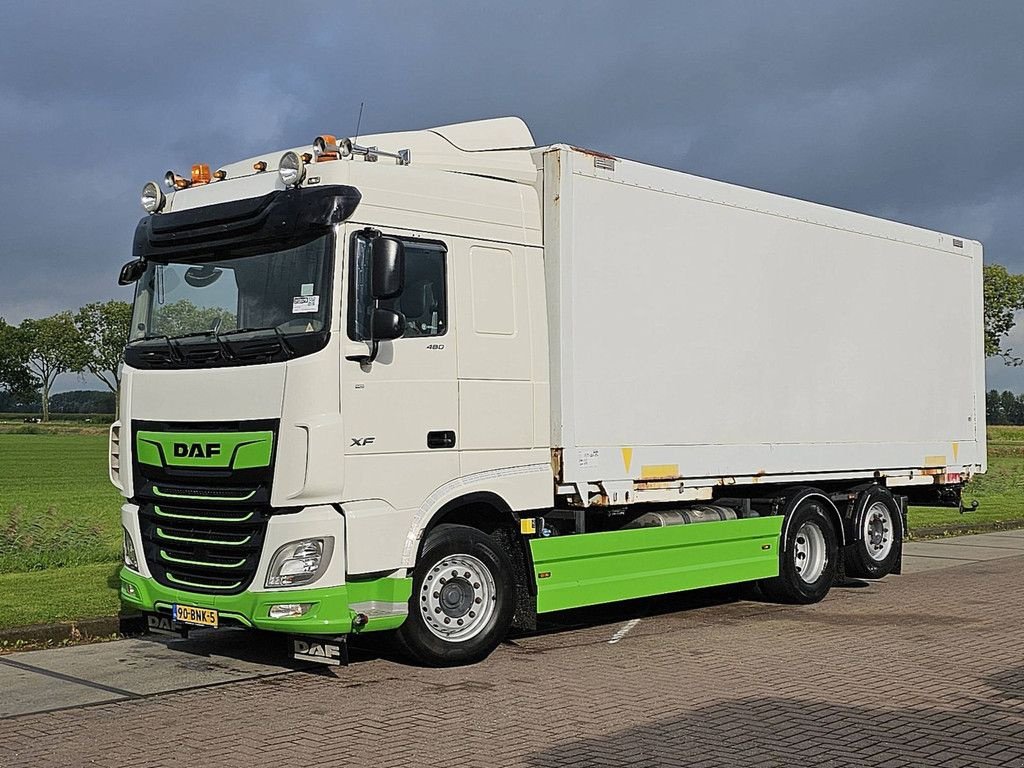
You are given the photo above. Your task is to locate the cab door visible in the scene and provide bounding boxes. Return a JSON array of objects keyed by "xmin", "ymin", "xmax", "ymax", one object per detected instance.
[{"xmin": 340, "ymin": 229, "xmax": 460, "ymax": 513}]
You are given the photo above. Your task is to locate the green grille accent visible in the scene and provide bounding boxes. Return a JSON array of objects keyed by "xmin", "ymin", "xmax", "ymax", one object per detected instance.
[
  {"xmin": 166, "ymin": 572, "xmax": 243, "ymax": 591},
  {"xmin": 159, "ymin": 550, "xmax": 246, "ymax": 569},
  {"xmin": 136, "ymin": 430, "xmax": 274, "ymax": 469},
  {"xmin": 154, "ymin": 506, "xmax": 254, "ymax": 523},
  {"xmin": 156, "ymin": 527, "xmax": 251, "ymax": 546},
  {"xmin": 152, "ymin": 486, "xmax": 258, "ymax": 502}
]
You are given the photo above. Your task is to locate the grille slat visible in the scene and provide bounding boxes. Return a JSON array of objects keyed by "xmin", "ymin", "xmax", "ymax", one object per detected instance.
[
  {"xmin": 153, "ymin": 506, "xmax": 256, "ymax": 523},
  {"xmin": 155, "ymin": 526, "xmax": 253, "ymax": 547},
  {"xmin": 158, "ymin": 549, "xmax": 248, "ymax": 569},
  {"xmin": 166, "ymin": 572, "xmax": 245, "ymax": 591},
  {"xmin": 152, "ymin": 484, "xmax": 260, "ymax": 503}
]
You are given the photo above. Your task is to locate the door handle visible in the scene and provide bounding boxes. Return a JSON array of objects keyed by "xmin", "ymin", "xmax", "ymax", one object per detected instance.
[{"xmin": 427, "ymin": 430, "xmax": 457, "ymax": 449}]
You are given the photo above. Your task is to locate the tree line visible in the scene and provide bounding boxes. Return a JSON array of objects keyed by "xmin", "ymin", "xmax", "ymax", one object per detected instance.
[
  {"xmin": 0, "ymin": 301, "xmax": 130, "ymax": 420},
  {"xmin": 0, "ymin": 389, "xmax": 115, "ymax": 415},
  {"xmin": 1, "ymin": 264, "xmax": 1023, "ymax": 421},
  {"xmin": 987, "ymin": 389, "xmax": 1024, "ymax": 426}
]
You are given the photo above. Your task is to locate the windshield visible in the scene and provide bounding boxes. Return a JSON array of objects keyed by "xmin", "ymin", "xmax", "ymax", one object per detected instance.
[
  {"xmin": 124, "ymin": 234, "xmax": 333, "ymax": 369},
  {"xmin": 129, "ymin": 234, "xmax": 331, "ymax": 342}
]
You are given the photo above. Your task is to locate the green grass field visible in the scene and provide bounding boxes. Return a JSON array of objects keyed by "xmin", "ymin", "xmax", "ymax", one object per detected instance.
[
  {"xmin": 908, "ymin": 426, "xmax": 1024, "ymax": 535},
  {"xmin": 0, "ymin": 432, "xmax": 122, "ymax": 573},
  {"xmin": 0, "ymin": 423, "xmax": 1021, "ymax": 632}
]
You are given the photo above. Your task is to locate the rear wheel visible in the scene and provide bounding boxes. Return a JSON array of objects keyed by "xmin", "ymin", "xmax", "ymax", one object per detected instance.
[
  {"xmin": 394, "ymin": 524, "xmax": 514, "ymax": 666},
  {"xmin": 844, "ymin": 487, "xmax": 902, "ymax": 579},
  {"xmin": 761, "ymin": 494, "xmax": 839, "ymax": 604}
]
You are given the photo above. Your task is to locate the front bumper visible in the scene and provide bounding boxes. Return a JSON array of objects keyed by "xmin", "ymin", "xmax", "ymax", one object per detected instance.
[{"xmin": 120, "ymin": 567, "xmax": 411, "ymax": 635}]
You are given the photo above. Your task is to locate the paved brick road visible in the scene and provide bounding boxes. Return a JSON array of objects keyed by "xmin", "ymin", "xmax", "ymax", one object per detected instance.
[{"xmin": 2, "ymin": 546, "xmax": 1023, "ymax": 767}]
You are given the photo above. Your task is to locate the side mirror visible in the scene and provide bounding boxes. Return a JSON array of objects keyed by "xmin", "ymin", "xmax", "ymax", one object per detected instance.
[
  {"xmin": 371, "ymin": 237, "xmax": 404, "ymax": 299},
  {"xmin": 372, "ymin": 308, "xmax": 405, "ymax": 341},
  {"xmin": 118, "ymin": 258, "xmax": 147, "ymax": 286}
]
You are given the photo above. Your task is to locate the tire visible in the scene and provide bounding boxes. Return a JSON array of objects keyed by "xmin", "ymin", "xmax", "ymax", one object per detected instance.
[
  {"xmin": 394, "ymin": 524, "xmax": 515, "ymax": 666},
  {"xmin": 844, "ymin": 487, "xmax": 902, "ymax": 579},
  {"xmin": 760, "ymin": 492, "xmax": 839, "ymax": 604}
]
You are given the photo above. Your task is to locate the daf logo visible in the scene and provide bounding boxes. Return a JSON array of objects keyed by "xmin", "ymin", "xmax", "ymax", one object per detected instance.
[
  {"xmin": 173, "ymin": 442, "xmax": 222, "ymax": 459},
  {"xmin": 293, "ymin": 638, "xmax": 344, "ymax": 665}
]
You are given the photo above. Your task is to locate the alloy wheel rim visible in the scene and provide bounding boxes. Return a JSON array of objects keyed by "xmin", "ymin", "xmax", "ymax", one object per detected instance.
[
  {"xmin": 420, "ymin": 554, "xmax": 497, "ymax": 642},
  {"xmin": 862, "ymin": 501, "xmax": 894, "ymax": 562},
  {"xmin": 793, "ymin": 520, "xmax": 827, "ymax": 583}
]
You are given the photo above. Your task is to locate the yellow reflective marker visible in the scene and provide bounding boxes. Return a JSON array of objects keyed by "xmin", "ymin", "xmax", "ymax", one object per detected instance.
[
  {"xmin": 520, "ymin": 517, "xmax": 537, "ymax": 535},
  {"xmin": 621, "ymin": 447, "xmax": 633, "ymax": 473},
  {"xmin": 641, "ymin": 464, "xmax": 679, "ymax": 480}
]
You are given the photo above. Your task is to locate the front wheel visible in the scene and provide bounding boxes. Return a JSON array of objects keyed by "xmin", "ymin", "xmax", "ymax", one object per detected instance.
[
  {"xmin": 394, "ymin": 524, "xmax": 514, "ymax": 666},
  {"xmin": 760, "ymin": 493, "xmax": 839, "ymax": 604}
]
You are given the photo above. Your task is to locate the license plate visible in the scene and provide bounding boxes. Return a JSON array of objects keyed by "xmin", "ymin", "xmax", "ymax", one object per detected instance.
[{"xmin": 172, "ymin": 604, "xmax": 219, "ymax": 628}]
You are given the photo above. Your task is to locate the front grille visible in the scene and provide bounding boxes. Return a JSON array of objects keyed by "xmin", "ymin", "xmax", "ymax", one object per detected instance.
[
  {"xmin": 131, "ymin": 419, "xmax": 279, "ymax": 596},
  {"xmin": 140, "ymin": 504, "xmax": 267, "ymax": 595}
]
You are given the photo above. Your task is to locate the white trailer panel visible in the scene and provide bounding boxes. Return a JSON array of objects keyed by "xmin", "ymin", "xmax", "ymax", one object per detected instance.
[{"xmin": 542, "ymin": 147, "xmax": 985, "ymax": 487}]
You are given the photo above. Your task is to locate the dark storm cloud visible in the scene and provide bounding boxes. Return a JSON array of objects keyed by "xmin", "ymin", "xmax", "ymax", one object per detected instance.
[{"xmin": 1, "ymin": 1, "xmax": 1022, "ymax": 389}]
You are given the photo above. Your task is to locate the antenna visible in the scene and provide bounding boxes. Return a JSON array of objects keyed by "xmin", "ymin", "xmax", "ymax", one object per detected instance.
[{"xmin": 353, "ymin": 102, "xmax": 364, "ymax": 145}]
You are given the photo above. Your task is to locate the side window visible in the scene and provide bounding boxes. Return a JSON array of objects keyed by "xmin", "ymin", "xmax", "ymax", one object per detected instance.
[{"xmin": 348, "ymin": 234, "xmax": 447, "ymax": 340}]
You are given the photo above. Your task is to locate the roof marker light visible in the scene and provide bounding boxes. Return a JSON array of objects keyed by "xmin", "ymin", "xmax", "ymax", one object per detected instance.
[
  {"xmin": 253, "ymin": 160, "xmax": 267, "ymax": 172},
  {"xmin": 213, "ymin": 169, "xmax": 227, "ymax": 181},
  {"xmin": 278, "ymin": 151, "xmax": 305, "ymax": 187},
  {"xmin": 191, "ymin": 164, "xmax": 211, "ymax": 185},
  {"xmin": 313, "ymin": 134, "xmax": 338, "ymax": 161},
  {"xmin": 141, "ymin": 181, "xmax": 165, "ymax": 213}
]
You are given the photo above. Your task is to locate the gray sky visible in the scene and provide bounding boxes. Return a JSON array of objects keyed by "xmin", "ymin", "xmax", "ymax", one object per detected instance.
[{"xmin": 1, "ymin": 1, "xmax": 1022, "ymax": 391}]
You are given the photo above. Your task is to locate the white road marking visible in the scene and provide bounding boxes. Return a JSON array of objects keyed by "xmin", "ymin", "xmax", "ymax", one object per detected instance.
[{"xmin": 608, "ymin": 618, "xmax": 641, "ymax": 645}]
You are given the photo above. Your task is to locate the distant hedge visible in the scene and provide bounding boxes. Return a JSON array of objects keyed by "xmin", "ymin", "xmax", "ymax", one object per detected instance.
[
  {"xmin": 0, "ymin": 389, "xmax": 114, "ymax": 415},
  {"xmin": 987, "ymin": 389, "xmax": 1024, "ymax": 425}
]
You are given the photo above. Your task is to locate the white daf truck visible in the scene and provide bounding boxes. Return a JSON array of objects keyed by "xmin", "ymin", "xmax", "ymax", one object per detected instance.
[{"xmin": 114, "ymin": 117, "xmax": 985, "ymax": 666}]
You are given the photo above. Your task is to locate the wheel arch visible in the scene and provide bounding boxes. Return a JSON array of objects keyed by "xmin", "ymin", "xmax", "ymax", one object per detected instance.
[
  {"xmin": 779, "ymin": 486, "xmax": 846, "ymax": 549},
  {"xmin": 848, "ymin": 484, "xmax": 899, "ymax": 539},
  {"xmin": 419, "ymin": 492, "xmax": 518, "ymax": 543},
  {"xmin": 413, "ymin": 491, "xmax": 538, "ymax": 629}
]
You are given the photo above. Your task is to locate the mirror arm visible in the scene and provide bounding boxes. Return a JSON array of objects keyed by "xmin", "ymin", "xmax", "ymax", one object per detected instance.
[
  {"xmin": 344, "ymin": 295, "xmax": 381, "ymax": 365},
  {"xmin": 345, "ymin": 340, "xmax": 379, "ymax": 365}
]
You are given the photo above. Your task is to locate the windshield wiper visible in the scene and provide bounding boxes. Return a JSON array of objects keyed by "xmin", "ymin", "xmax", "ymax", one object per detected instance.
[
  {"xmin": 271, "ymin": 326, "xmax": 296, "ymax": 358},
  {"xmin": 164, "ymin": 330, "xmax": 217, "ymax": 341},
  {"xmin": 216, "ymin": 326, "xmax": 271, "ymax": 337},
  {"xmin": 215, "ymin": 326, "xmax": 295, "ymax": 359},
  {"xmin": 134, "ymin": 334, "xmax": 184, "ymax": 363}
]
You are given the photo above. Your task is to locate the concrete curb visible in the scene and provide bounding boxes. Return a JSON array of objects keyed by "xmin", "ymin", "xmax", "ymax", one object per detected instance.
[
  {"xmin": 0, "ymin": 614, "xmax": 146, "ymax": 649},
  {"xmin": 908, "ymin": 518, "xmax": 1024, "ymax": 540}
]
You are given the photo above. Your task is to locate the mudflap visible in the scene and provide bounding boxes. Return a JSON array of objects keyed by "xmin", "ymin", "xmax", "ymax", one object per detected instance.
[
  {"xmin": 146, "ymin": 613, "xmax": 189, "ymax": 639},
  {"xmin": 291, "ymin": 635, "xmax": 348, "ymax": 666},
  {"xmin": 892, "ymin": 495, "xmax": 908, "ymax": 576}
]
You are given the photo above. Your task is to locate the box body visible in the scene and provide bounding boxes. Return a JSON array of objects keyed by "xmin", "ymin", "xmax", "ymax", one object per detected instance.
[{"xmin": 542, "ymin": 147, "xmax": 986, "ymax": 487}]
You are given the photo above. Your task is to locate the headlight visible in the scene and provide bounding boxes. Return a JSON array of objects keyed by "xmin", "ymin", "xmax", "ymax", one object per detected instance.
[
  {"xmin": 266, "ymin": 537, "xmax": 334, "ymax": 588},
  {"xmin": 123, "ymin": 527, "xmax": 139, "ymax": 571},
  {"xmin": 140, "ymin": 181, "xmax": 165, "ymax": 213},
  {"xmin": 278, "ymin": 151, "xmax": 305, "ymax": 187}
]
